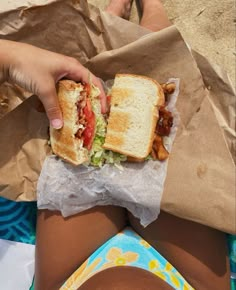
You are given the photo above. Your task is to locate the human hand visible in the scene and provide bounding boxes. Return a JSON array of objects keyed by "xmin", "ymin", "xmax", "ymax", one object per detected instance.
[{"xmin": 0, "ymin": 40, "xmax": 106, "ymax": 129}]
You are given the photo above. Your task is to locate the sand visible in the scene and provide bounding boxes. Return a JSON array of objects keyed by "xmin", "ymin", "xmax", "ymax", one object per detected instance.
[{"xmin": 89, "ymin": 0, "xmax": 235, "ymax": 85}]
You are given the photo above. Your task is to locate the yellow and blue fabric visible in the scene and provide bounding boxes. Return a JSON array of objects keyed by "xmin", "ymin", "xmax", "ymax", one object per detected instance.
[{"xmin": 60, "ymin": 227, "xmax": 194, "ymax": 290}]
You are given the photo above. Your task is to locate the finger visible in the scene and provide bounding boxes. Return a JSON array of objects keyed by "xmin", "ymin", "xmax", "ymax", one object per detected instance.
[
  {"xmin": 66, "ymin": 59, "xmax": 107, "ymax": 113},
  {"xmin": 90, "ymin": 74, "xmax": 107, "ymax": 114},
  {"xmin": 39, "ymin": 81, "xmax": 63, "ymax": 129}
]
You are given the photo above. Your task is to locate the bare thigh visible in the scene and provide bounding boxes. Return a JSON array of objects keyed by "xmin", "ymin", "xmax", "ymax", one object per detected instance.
[
  {"xmin": 128, "ymin": 211, "xmax": 230, "ymax": 290},
  {"xmin": 35, "ymin": 206, "xmax": 126, "ymax": 290}
]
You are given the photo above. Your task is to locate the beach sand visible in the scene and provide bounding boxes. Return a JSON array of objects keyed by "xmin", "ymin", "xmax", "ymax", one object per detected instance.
[{"xmin": 89, "ymin": 0, "xmax": 235, "ymax": 85}]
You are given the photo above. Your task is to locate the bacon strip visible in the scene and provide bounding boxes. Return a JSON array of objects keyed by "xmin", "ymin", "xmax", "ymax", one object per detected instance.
[
  {"xmin": 75, "ymin": 88, "xmax": 87, "ymax": 139},
  {"xmin": 156, "ymin": 107, "xmax": 173, "ymax": 137},
  {"xmin": 151, "ymin": 84, "xmax": 175, "ymax": 161}
]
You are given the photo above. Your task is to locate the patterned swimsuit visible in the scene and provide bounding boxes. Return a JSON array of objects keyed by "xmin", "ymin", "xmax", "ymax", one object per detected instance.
[{"xmin": 60, "ymin": 227, "xmax": 194, "ymax": 290}]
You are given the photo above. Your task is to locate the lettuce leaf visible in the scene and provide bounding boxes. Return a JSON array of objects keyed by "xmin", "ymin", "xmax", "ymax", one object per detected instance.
[{"xmin": 89, "ymin": 88, "xmax": 127, "ymax": 167}]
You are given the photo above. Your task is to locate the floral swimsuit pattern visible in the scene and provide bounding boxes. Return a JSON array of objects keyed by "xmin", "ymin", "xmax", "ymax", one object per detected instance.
[{"xmin": 60, "ymin": 227, "xmax": 194, "ymax": 290}]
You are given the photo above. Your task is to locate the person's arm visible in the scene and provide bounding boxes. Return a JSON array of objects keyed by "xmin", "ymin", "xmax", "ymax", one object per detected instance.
[{"xmin": 0, "ymin": 40, "xmax": 106, "ymax": 128}]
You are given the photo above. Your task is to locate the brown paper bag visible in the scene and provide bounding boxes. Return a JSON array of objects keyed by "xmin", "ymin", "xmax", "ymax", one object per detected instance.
[
  {"xmin": 0, "ymin": 0, "xmax": 235, "ymax": 233},
  {"xmin": 86, "ymin": 28, "xmax": 235, "ymax": 233}
]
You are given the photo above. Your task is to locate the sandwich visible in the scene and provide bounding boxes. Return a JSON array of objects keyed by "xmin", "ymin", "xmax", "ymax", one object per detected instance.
[
  {"xmin": 50, "ymin": 74, "xmax": 173, "ymax": 166},
  {"xmin": 103, "ymin": 74, "xmax": 165, "ymax": 159}
]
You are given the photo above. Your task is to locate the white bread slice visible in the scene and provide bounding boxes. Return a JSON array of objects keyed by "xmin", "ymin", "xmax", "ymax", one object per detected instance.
[
  {"xmin": 50, "ymin": 80, "xmax": 88, "ymax": 166},
  {"xmin": 103, "ymin": 74, "xmax": 165, "ymax": 159}
]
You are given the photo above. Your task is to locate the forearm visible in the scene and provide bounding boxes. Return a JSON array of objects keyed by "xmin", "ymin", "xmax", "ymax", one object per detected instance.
[{"xmin": 0, "ymin": 39, "xmax": 16, "ymax": 84}]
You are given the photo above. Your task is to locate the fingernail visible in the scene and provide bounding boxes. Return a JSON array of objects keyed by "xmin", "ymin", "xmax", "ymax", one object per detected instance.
[{"xmin": 51, "ymin": 119, "xmax": 63, "ymax": 129}]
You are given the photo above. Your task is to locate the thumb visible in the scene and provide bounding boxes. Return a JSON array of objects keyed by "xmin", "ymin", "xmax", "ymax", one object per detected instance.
[{"xmin": 39, "ymin": 81, "xmax": 63, "ymax": 129}]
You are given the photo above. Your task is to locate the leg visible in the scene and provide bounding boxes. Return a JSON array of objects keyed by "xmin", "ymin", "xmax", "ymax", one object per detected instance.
[
  {"xmin": 140, "ymin": 0, "xmax": 172, "ymax": 31},
  {"xmin": 35, "ymin": 206, "xmax": 126, "ymax": 290},
  {"xmin": 129, "ymin": 211, "xmax": 231, "ymax": 290},
  {"xmin": 105, "ymin": 0, "xmax": 133, "ymax": 20}
]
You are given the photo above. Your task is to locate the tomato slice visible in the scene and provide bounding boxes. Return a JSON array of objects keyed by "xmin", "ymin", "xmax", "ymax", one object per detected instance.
[
  {"xmin": 107, "ymin": 95, "xmax": 111, "ymax": 107},
  {"xmin": 83, "ymin": 99, "xmax": 95, "ymax": 150}
]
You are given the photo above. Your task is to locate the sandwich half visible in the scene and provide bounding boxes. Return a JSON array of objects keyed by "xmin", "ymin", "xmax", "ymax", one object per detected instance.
[
  {"xmin": 50, "ymin": 80, "xmax": 106, "ymax": 165},
  {"xmin": 103, "ymin": 74, "xmax": 165, "ymax": 159}
]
